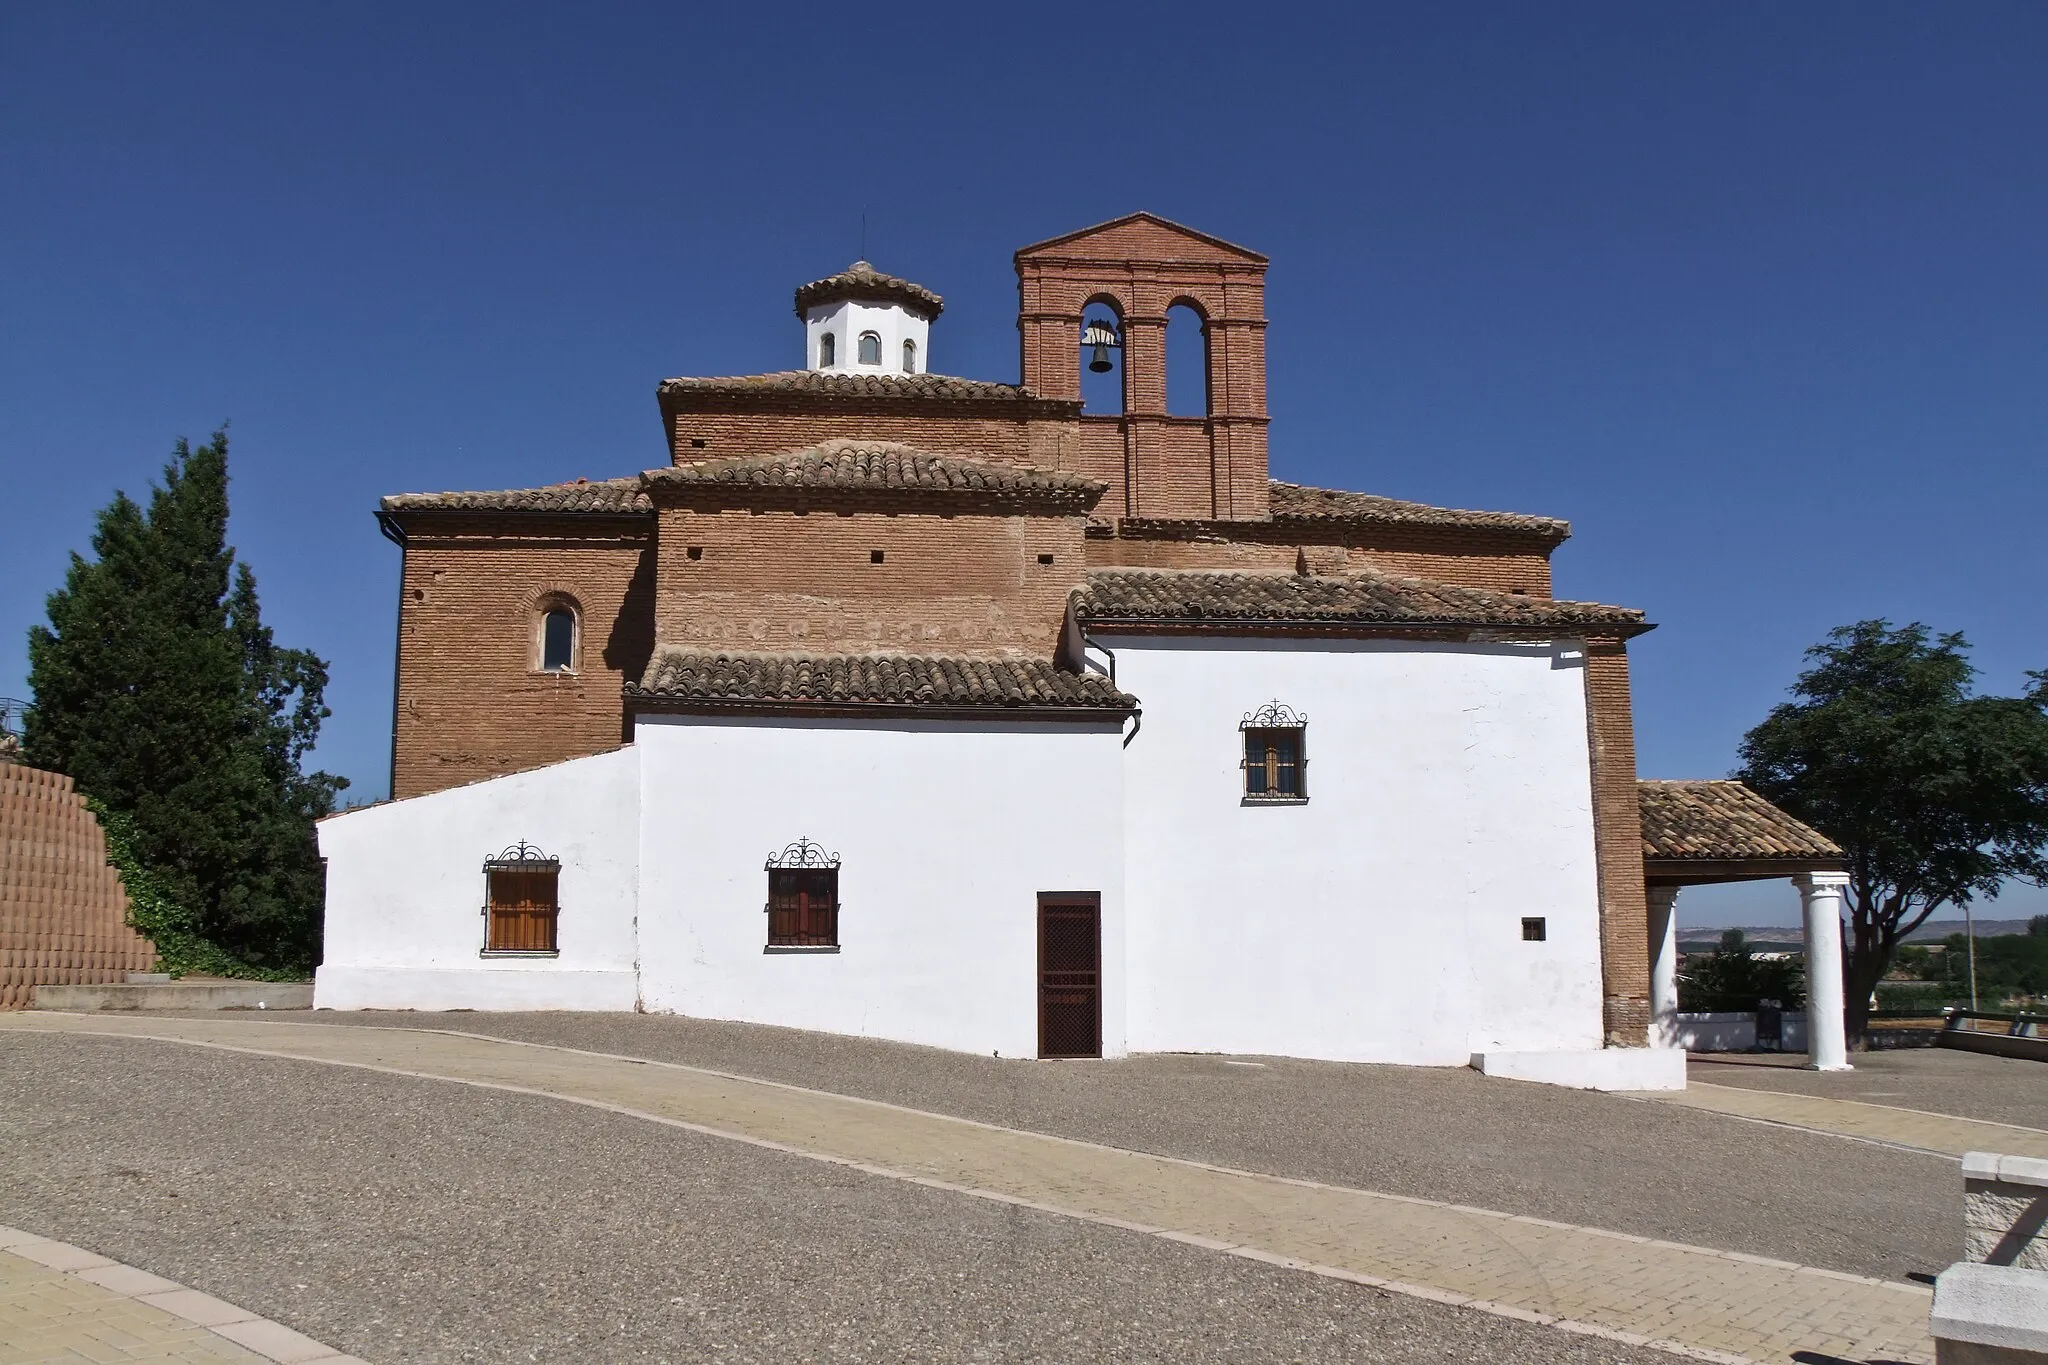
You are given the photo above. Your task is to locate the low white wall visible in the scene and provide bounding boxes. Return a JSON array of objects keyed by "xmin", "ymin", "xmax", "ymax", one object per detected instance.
[
  {"xmin": 635, "ymin": 715, "xmax": 1126, "ymax": 1058},
  {"xmin": 315, "ymin": 747, "xmax": 641, "ymax": 1011},
  {"xmin": 1108, "ymin": 636, "xmax": 1606, "ymax": 1065},
  {"xmin": 1671, "ymin": 1011, "xmax": 1809, "ymax": 1053}
]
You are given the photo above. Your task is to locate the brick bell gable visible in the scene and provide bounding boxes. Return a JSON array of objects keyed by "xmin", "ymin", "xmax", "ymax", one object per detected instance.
[{"xmin": 1015, "ymin": 212, "xmax": 1271, "ymax": 523}]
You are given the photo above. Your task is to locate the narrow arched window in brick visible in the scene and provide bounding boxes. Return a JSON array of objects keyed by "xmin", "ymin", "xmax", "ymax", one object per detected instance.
[{"xmin": 535, "ymin": 597, "xmax": 580, "ymax": 673}]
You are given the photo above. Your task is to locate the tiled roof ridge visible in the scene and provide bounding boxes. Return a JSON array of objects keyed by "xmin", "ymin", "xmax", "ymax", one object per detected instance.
[
  {"xmin": 1267, "ymin": 479, "xmax": 1572, "ymax": 541},
  {"xmin": 629, "ymin": 647, "xmax": 1135, "ymax": 713},
  {"xmin": 1076, "ymin": 565, "xmax": 1648, "ymax": 631},
  {"xmin": 656, "ymin": 370, "xmax": 1067, "ymax": 405},
  {"xmin": 793, "ymin": 260, "xmax": 944, "ymax": 318},
  {"xmin": 642, "ymin": 439, "xmax": 1107, "ymax": 505},
  {"xmin": 381, "ymin": 475, "xmax": 651, "ymax": 515},
  {"xmin": 1638, "ymin": 779, "xmax": 1844, "ymax": 861}
]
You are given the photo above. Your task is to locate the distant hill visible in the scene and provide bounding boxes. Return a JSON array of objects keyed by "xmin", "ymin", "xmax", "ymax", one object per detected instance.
[{"xmin": 1677, "ymin": 919, "xmax": 2038, "ymax": 948}]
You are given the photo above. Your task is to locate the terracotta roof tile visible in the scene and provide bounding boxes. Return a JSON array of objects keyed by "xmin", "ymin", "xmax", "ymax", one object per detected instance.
[
  {"xmin": 642, "ymin": 439, "xmax": 1105, "ymax": 511},
  {"xmin": 657, "ymin": 370, "xmax": 1053, "ymax": 404},
  {"xmin": 629, "ymin": 649, "xmax": 1134, "ymax": 713},
  {"xmin": 793, "ymin": 260, "xmax": 944, "ymax": 318},
  {"xmin": 1639, "ymin": 780, "xmax": 1843, "ymax": 862},
  {"xmin": 1075, "ymin": 568, "xmax": 1647, "ymax": 632},
  {"xmin": 381, "ymin": 477, "xmax": 650, "ymax": 514},
  {"xmin": 1269, "ymin": 480, "xmax": 1572, "ymax": 542}
]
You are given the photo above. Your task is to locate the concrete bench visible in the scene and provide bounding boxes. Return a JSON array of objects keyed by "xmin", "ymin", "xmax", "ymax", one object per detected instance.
[{"xmin": 1932, "ymin": 1153, "xmax": 2048, "ymax": 1363}]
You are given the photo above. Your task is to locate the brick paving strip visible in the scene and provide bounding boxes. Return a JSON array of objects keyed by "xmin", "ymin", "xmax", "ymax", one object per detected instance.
[
  {"xmin": 1624, "ymin": 1081, "xmax": 2048, "ymax": 1160},
  {"xmin": 0, "ymin": 1227, "xmax": 363, "ymax": 1364},
  {"xmin": 1, "ymin": 1014, "xmax": 1932, "ymax": 1365}
]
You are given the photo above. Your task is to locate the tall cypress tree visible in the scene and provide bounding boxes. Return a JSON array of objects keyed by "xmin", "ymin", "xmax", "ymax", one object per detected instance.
[{"xmin": 25, "ymin": 431, "xmax": 345, "ymax": 971}]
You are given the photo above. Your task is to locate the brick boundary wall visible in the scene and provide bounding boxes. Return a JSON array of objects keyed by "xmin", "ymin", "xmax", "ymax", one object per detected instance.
[
  {"xmin": 1583, "ymin": 638, "xmax": 1652, "ymax": 1045},
  {"xmin": 0, "ymin": 761, "xmax": 154, "ymax": 1009}
]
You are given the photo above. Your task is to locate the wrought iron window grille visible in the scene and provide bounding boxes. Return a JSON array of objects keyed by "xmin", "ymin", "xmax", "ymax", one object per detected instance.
[
  {"xmin": 765, "ymin": 838, "xmax": 841, "ymax": 951},
  {"xmin": 480, "ymin": 842, "xmax": 561, "ymax": 957},
  {"xmin": 1240, "ymin": 701, "xmax": 1309, "ymax": 803},
  {"xmin": 483, "ymin": 841, "xmax": 561, "ymax": 872},
  {"xmin": 764, "ymin": 837, "xmax": 840, "ymax": 870}
]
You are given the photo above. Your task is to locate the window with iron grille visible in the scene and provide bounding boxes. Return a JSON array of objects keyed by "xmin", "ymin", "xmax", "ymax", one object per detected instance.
[
  {"xmin": 1240, "ymin": 701, "xmax": 1308, "ymax": 802},
  {"xmin": 765, "ymin": 839, "xmax": 840, "ymax": 949},
  {"xmin": 483, "ymin": 843, "xmax": 559, "ymax": 955}
]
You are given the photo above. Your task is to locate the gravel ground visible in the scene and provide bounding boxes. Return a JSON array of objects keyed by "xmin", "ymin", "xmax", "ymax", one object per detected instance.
[
  {"xmin": 1689, "ymin": 1046, "xmax": 2048, "ymax": 1129},
  {"xmin": 268, "ymin": 1010, "xmax": 1957, "ymax": 1283},
  {"xmin": 0, "ymin": 1033, "xmax": 1688, "ymax": 1365}
]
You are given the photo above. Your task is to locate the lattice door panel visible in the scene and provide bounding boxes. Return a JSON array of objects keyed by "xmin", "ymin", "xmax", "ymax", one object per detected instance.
[{"xmin": 1038, "ymin": 898, "xmax": 1101, "ymax": 1059}]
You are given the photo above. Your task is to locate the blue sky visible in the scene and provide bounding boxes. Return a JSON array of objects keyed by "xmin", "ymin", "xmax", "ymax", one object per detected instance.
[{"xmin": 4, "ymin": 3, "xmax": 2043, "ymax": 926}]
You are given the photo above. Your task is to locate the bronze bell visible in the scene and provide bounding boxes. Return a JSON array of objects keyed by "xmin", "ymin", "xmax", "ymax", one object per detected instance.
[{"xmin": 1082, "ymin": 320, "xmax": 1120, "ymax": 373}]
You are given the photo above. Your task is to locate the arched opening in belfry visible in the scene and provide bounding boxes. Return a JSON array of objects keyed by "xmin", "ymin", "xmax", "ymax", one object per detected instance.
[
  {"xmin": 1079, "ymin": 299, "xmax": 1125, "ymax": 416},
  {"xmin": 1166, "ymin": 301, "xmax": 1209, "ymax": 417}
]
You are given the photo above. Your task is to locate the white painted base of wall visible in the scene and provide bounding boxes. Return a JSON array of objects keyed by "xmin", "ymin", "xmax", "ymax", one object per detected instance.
[
  {"xmin": 313, "ymin": 966, "xmax": 637, "ymax": 1012},
  {"xmin": 1473, "ymin": 1047, "xmax": 1688, "ymax": 1091}
]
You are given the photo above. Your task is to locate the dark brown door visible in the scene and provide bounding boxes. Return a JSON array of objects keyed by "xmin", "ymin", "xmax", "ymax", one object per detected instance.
[{"xmin": 1037, "ymin": 894, "xmax": 1101, "ymax": 1059}]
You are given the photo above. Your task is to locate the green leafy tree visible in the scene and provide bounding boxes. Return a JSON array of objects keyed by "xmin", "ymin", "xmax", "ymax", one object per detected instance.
[
  {"xmin": 1737, "ymin": 622, "xmax": 2048, "ymax": 1044},
  {"xmin": 24, "ymin": 431, "xmax": 345, "ymax": 972},
  {"xmin": 1677, "ymin": 929, "xmax": 1808, "ymax": 1013}
]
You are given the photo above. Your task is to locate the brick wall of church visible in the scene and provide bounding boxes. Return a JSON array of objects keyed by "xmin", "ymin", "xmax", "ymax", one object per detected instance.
[
  {"xmin": 1085, "ymin": 525, "xmax": 1557, "ymax": 597},
  {"xmin": 1584, "ymin": 636, "xmax": 1652, "ymax": 1045},
  {"xmin": 391, "ymin": 518, "xmax": 654, "ymax": 799},
  {"xmin": 652, "ymin": 506, "xmax": 1085, "ymax": 657},
  {"xmin": 666, "ymin": 409, "xmax": 1079, "ymax": 471}
]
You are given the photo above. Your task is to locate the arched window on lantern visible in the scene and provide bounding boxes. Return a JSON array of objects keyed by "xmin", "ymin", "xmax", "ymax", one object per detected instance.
[
  {"xmin": 857, "ymin": 331, "xmax": 882, "ymax": 366},
  {"xmin": 902, "ymin": 338, "xmax": 917, "ymax": 373},
  {"xmin": 818, "ymin": 332, "xmax": 836, "ymax": 367},
  {"xmin": 536, "ymin": 598, "xmax": 579, "ymax": 673}
]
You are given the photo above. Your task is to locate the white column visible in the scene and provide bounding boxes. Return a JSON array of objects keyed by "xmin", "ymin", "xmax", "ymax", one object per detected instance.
[
  {"xmin": 1796, "ymin": 871, "xmax": 1853, "ymax": 1071},
  {"xmin": 1647, "ymin": 884, "xmax": 1681, "ymax": 1049}
]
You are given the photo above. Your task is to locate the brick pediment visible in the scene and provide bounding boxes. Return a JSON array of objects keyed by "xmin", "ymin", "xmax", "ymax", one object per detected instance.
[{"xmin": 1013, "ymin": 212, "xmax": 1267, "ymax": 266}]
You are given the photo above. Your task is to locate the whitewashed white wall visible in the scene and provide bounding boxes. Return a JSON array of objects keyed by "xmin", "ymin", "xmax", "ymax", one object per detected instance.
[
  {"xmin": 1671, "ymin": 1011, "xmax": 1810, "ymax": 1052},
  {"xmin": 1104, "ymin": 635, "xmax": 1606, "ymax": 1065},
  {"xmin": 804, "ymin": 299, "xmax": 931, "ymax": 374},
  {"xmin": 635, "ymin": 715, "xmax": 1126, "ymax": 1057},
  {"xmin": 315, "ymin": 747, "xmax": 641, "ymax": 1010}
]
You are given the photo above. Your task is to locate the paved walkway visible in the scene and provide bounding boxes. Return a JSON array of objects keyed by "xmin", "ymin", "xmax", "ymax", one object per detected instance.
[
  {"xmin": 1, "ymin": 1013, "xmax": 1934, "ymax": 1365},
  {"xmin": 0, "ymin": 1226, "xmax": 359, "ymax": 1364},
  {"xmin": 1626, "ymin": 1080, "xmax": 2048, "ymax": 1159}
]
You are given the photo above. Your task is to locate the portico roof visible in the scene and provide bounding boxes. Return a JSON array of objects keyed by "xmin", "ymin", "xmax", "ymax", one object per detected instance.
[{"xmin": 1640, "ymin": 779, "xmax": 1845, "ymax": 884}]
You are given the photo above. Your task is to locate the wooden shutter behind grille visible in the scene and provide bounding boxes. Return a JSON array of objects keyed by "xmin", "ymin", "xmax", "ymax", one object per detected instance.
[{"xmin": 487, "ymin": 867, "xmax": 559, "ymax": 952}]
